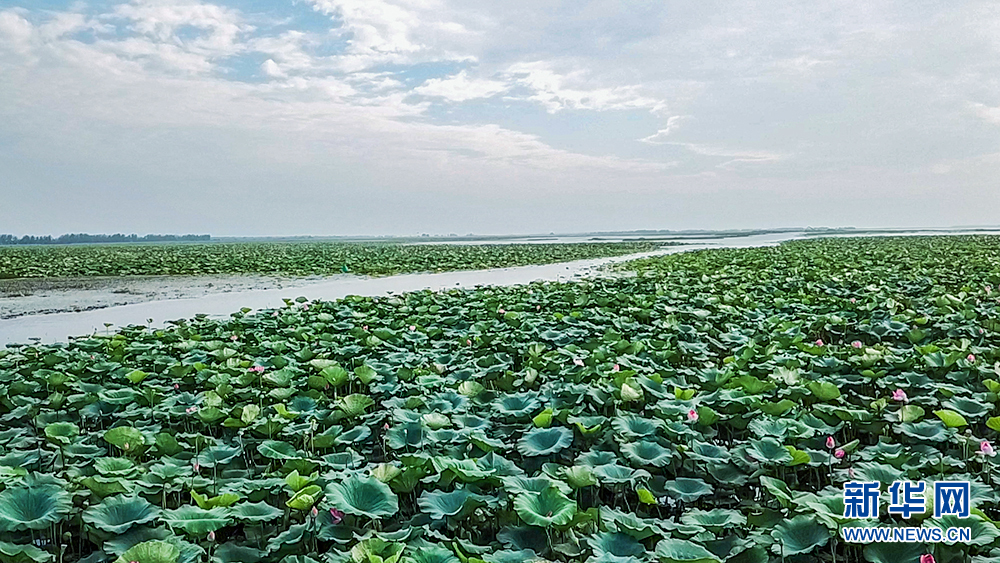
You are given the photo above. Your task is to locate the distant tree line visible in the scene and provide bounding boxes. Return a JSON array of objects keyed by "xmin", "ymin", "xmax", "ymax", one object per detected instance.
[{"xmin": 0, "ymin": 233, "xmax": 211, "ymax": 245}]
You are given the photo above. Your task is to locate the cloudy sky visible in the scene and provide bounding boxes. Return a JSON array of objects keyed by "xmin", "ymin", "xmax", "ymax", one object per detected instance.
[{"xmin": 1, "ymin": 0, "xmax": 999, "ymax": 236}]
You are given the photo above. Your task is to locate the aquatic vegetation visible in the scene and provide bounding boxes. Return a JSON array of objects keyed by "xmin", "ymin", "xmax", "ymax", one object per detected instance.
[
  {"xmin": 0, "ymin": 242, "xmax": 660, "ymax": 279},
  {"xmin": 1, "ymin": 236, "xmax": 1000, "ymax": 562}
]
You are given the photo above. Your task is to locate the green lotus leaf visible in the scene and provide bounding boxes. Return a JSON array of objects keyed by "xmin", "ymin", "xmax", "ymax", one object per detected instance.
[
  {"xmin": 0, "ymin": 485, "xmax": 72, "ymax": 532},
  {"xmin": 190, "ymin": 490, "xmax": 240, "ymax": 510},
  {"xmin": 387, "ymin": 423, "xmax": 427, "ymax": 450},
  {"xmin": 513, "ymin": 486, "xmax": 576, "ymax": 528},
  {"xmin": 807, "ymin": 381, "xmax": 841, "ymax": 401},
  {"xmin": 286, "ymin": 485, "xmax": 322, "ymax": 511},
  {"xmin": 83, "ymin": 495, "xmax": 160, "ymax": 534},
  {"xmin": 160, "ymin": 505, "xmax": 232, "ymax": 535},
  {"xmin": 663, "ymin": 478, "xmax": 713, "ymax": 503},
  {"xmin": 684, "ymin": 442, "xmax": 730, "ymax": 464},
  {"xmin": 898, "ymin": 420, "xmax": 952, "ymax": 442},
  {"xmin": 326, "ymin": 476, "xmax": 399, "ymax": 519},
  {"xmin": 231, "ymin": 501, "xmax": 283, "ymax": 523},
  {"xmin": 516, "ymin": 427, "xmax": 573, "ymax": 457},
  {"xmin": 927, "ymin": 515, "xmax": 1000, "ymax": 546},
  {"xmin": 620, "ymin": 441, "xmax": 673, "ymax": 467},
  {"xmin": 257, "ymin": 440, "xmax": 300, "ymax": 460},
  {"xmin": 770, "ymin": 515, "xmax": 831, "ymax": 556},
  {"xmin": 417, "ymin": 488, "xmax": 486, "ymax": 520},
  {"xmin": 653, "ymin": 539, "xmax": 721, "ymax": 563},
  {"xmin": 102, "ymin": 527, "xmax": 171, "ymax": 556},
  {"xmin": 338, "ymin": 394, "xmax": 374, "ymax": 417},
  {"xmin": 933, "ymin": 409, "xmax": 968, "ymax": 428},
  {"xmin": 334, "ymin": 425, "xmax": 371, "ymax": 445},
  {"xmin": 95, "ymin": 457, "xmax": 137, "ymax": 477},
  {"xmin": 746, "ymin": 438, "xmax": 794, "ymax": 465},
  {"xmin": 213, "ymin": 543, "xmax": 265, "ymax": 563},
  {"xmin": 196, "ymin": 445, "xmax": 241, "ymax": 468},
  {"xmin": 611, "ymin": 415, "xmax": 663, "ymax": 440},
  {"xmin": 501, "ymin": 476, "xmax": 572, "ymax": 496},
  {"xmin": 43, "ymin": 422, "xmax": 79, "ymax": 447},
  {"xmin": 112, "ymin": 540, "xmax": 180, "ymax": 563},
  {"xmin": 862, "ymin": 542, "xmax": 925, "ymax": 563},
  {"xmin": 563, "ymin": 465, "xmax": 598, "ymax": 488},
  {"xmin": 104, "ymin": 426, "xmax": 145, "ymax": 452},
  {"xmin": 680, "ymin": 508, "xmax": 746, "ymax": 529},
  {"xmin": 592, "ymin": 465, "xmax": 639, "ymax": 485},
  {"xmin": 403, "ymin": 545, "xmax": 459, "ymax": 563},
  {"xmin": 0, "ymin": 541, "xmax": 54, "ymax": 563},
  {"xmin": 587, "ymin": 532, "xmax": 646, "ymax": 558}
]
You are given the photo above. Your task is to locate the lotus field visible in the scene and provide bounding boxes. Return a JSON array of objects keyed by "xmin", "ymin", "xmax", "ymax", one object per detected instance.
[
  {"xmin": 5, "ymin": 236, "xmax": 1000, "ymax": 563},
  {"xmin": 0, "ymin": 242, "xmax": 660, "ymax": 279}
]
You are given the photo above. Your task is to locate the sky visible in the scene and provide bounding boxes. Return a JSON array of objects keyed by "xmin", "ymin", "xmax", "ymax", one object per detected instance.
[{"xmin": 1, "ymin": 0, "xmax": 999, "ymax": 237}]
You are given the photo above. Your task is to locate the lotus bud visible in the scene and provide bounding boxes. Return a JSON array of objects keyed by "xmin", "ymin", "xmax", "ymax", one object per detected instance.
[
  {"xmin": 982, "ymin": 440, "xmax": 995, "ymax": 457},
  {"xmin": 850, "ymin": 297, "xmax": 856, "ymax": 303},
  {"xmin": 498, "ymin": 309, "xmax": 505, "ymax": 314},
  {"xmin": 573, "ymin": 358, "xmax": 584, "ymax": 367},
  {"xmin": 826, "ymin": 436, "xmax": 835, "ymax": 449},
  {"xmin": 968, "ymin": 354, "xmax": 976, "ymax": 363},
  {"xmin": 123, "ymin": 442, "xmax": 129, "ymax": 450},
  {"xmin": 207, "ymin": 531, "xmax": 215, "ymax": 542},
  {"xmin": 330, "ymin": 507, "xmax": 344, "ymax": 524},
  {"xmin": 311, "ymin": 506, "xmax": 319, "ymax": 518},
  {"xmin": 612, "ymin": 364, "xmax": 620, "ymax": 372},
  {"xmin": 815, "ymin": 339, "xmax": 824, "ymax": 346},
  {"xmin": 835, "ymin": 449, "xmax": 845, "ymax": 459},
  {"xmin": 920, "ymin": 555, "xmax": 935, "ymax": 563},
  {"xmin": 852, "ymin": 341, "xmax": 863, "ymax": 348},
  {"xmin": 687, "ymin": 409, "xmax": 698, "ymax": 422},
  {"xmin": 892, "ymin": 389, "xmax": 907, "ymax": 402}
]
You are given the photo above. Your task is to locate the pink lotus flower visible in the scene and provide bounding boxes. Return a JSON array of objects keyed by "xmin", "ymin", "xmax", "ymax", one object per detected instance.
[
  {"xmin": 498, "ymin": 309, "xmax": 506, "ymax": 314},
  {"xmin": 383, "ymin": 422, "xmax": 390, "ymax": 430},
  {"xmin": 193, "ymin": 463, "xmax": 200, "ymax": 472},
  {"xmin": 409, "ymin": 325, "xmax": 416, "ymax": 331},
  {"xmin": 363, "ymin": 325, "xmax": 368, "ymax": 330},
  {"xmin": 687, "ymin": 409, "xmax": 699, "ymax": 422},
  {"xmin": 330, "ymin": 508, "xmax": 344, "ymax": 524},
  {"xmin": 536, "ymin": 305, "xmax": 541, "ymax": 311},
  {"xmin": 573, "ymin": 358, "xmax": 584, "ymax": 367},
  {"xmin": 249, "ymin": 366, "xmax": 266, "ymax": 373},
  {"xmin": 835, "ymin": 449, "xmax": 845, "ymax": 459},
  {"xmin": 981, "ymin": 440, "xmax": 995, "ymax": 456},
  {"xmin": 892, "ymin": 389, "xmax": 908, "ymax": 402},
  {"xmin": 207, "ymin": 531, "xmax": 215, "ymax": 542},
  {"xmin": 850, "ymin": 298, "xmax": 857, "ymax": 303},
  {"xmin": 173, "ymin": 383, "xmax": 179, "ymax": 390},
  {"xmin": 815, "ymin": 339, "xmax": 824, "ymax": 346},
  {"xmin": 826, "ymin": 436, "xmax": 836, "ymax": 449},
  {"xmin": 230, "ymin": 335, "xmax": 238, "ymax": 341},
  {"xmin": 848, "ymin": 466, "xmax": 855, "ymax": 478},
  {"xmin": 272, "ymin": 311, "xmax": 279, "ymax": 317},
  {"xmin": 302, "ymin": 304, "xmax": 309, "ymax": 311},
  {"xmin": 968, "ymin": 354, "xmax": 976, "ymax": 363},
  {"xmin": 852, "ymin": 341, "xmax": 863, "ymax": 348},
  {"xmin": 466, "ymin": 339, "xmax": 472, "ymax": 346},
  {"xmin": 612, "ymin": 364, "xmax": 620, "ymax": 372},
  {"xmin": 311, "ymin": 506, "xmax": 319, "ymax": 517},
  {"xmin": 920, "ymin": 555, "xmax": 935, "ymax": 563}
]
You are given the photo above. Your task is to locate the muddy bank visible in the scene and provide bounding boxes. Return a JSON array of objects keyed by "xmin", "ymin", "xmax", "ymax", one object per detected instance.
[{"xmin": 0, "ymin": 274, "xmax": 339, "ymax": 319}]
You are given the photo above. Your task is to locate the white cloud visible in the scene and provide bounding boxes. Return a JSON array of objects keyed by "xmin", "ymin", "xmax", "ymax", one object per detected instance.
[
  {"xmin": 413, "ymin": 70, "xmax": 508, "ymax": 101},
  {"xmin": 639, "ymin": 116, "xmax": 690, "ymax": 144},
  {"xmin": 972, "ymin": 103, "xmax": 1000, "ymax": 125},
  {"xmin": 505, "ymin": 61, "xmax": 666, "ymax": 114}
]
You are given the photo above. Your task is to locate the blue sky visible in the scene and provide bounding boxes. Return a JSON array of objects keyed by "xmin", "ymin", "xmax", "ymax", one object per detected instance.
[{"xmin": 1, "ymin": 0, "xmax": 999, "ymax": 236}]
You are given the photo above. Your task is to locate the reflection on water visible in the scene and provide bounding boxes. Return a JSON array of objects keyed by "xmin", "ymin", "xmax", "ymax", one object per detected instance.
[{"xmin": 1, "ymin": 230, "xmax": 991, "ymax": 344}]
